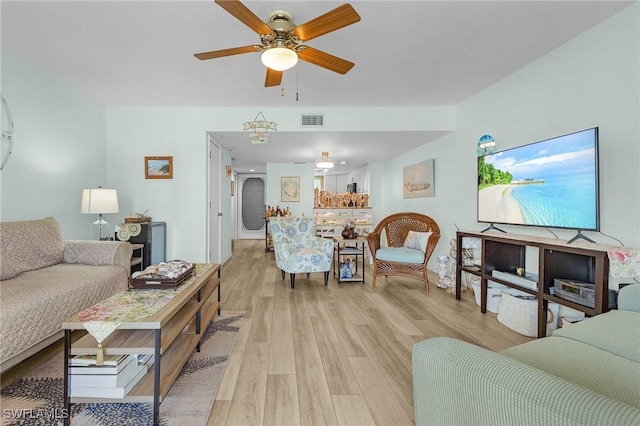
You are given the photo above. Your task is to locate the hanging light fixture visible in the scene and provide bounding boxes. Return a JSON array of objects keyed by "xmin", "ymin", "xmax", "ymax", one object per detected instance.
[
  {"xmin": 261, "ymin": 46, "xmax": 298, "ymax": 71},
  {"xmin": 316, "ymin": 152, "xmax": 334, "ymax": 169},
  {"xmin": 243, "ymin": 111, "xmax": 278, "ymax": 145}
]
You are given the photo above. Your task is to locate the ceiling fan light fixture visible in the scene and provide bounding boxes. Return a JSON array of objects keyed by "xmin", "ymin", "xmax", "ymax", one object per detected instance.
[
  {"xmin": 316, "ymin": 151, "xmax": 334, "ymax": 169},
  {"xmin": 261, "ymin": 47, "xmax": 298, "ymax": 71}
]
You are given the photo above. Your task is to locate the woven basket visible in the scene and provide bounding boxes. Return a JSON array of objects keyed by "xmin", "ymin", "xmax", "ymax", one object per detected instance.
[{"xmin": 497, "ymin": 289, "xmax": 559, "ymax": 337}]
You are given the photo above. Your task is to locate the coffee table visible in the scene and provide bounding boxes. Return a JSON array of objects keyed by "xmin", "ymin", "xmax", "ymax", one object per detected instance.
[{"xmin": 61, "ymin": 263, "xmax": 220, "ymax": 425}]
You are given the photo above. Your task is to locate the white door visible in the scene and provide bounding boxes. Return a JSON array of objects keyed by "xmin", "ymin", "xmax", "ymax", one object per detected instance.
[
  {"xmin": 237, "ymin": 174, "xmax": 266, "ymax": 239},
  {"xmin": 208, "ymin": 139, "xmax": 221, "ymax": 263}
]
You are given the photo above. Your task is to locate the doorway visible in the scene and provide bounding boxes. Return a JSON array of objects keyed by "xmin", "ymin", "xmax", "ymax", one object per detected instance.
[
  {"xmin": 237, "ymin": 174, "xmax": 265, "ymax": 240},
  {"xmin": 208, "ymin": 138, "xmax": 221, "ymax": 263}
]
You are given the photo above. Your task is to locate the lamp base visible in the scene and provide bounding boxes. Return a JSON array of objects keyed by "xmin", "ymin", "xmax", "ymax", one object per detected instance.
[{"xmin": 91, "ymin": 217, "xmax": 112, "ymax": 241}]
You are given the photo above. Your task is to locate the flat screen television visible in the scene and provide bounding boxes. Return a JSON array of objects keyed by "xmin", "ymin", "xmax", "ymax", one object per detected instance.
[{"xmin": 477, "ymin": 127, "xmax": 599, "ymax": 239}]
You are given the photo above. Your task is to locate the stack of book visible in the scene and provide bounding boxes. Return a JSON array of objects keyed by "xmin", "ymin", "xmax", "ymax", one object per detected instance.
[{"xmin": 69, "ymin": 353, "xmax": 154, "ymax": 398}]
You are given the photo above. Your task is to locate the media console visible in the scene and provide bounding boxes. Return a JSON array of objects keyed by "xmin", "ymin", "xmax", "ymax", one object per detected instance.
[{"xmin": 456, "ymin": 230, "xmax": 614, "ymax": 337}]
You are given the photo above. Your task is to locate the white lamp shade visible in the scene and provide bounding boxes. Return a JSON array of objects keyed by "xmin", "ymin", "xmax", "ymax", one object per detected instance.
[
  {"xmin": 261, "ymin": 47, "xmax": 298, "ymax": 71},
  {"xmin": 316, "ymin": 151, "xmax": 334, "ymax": 169},
  {"xmin": 81, "ymin": 188, "xmax": 119, "ymax": 214}
]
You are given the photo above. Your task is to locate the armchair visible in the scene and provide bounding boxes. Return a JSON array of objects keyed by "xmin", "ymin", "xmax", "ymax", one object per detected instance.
[
  {"xmin": 367, "ymin": 212, "xmax": 440, "ymax": 292},
  {"xmin": 269, "ymin": 217, "xmax": 334, "ymax": 288}
]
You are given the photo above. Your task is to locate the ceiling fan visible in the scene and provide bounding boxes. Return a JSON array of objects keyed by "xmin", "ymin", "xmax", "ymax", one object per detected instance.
[{"xmin": 194, "ymin": 0, "xmax": 361, "ymax": 87}]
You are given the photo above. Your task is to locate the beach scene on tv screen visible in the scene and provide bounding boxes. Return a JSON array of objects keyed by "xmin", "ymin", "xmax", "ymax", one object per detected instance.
[{"xmin": 477, "ymin": 129, "xmax": 597, "ymax": 229}]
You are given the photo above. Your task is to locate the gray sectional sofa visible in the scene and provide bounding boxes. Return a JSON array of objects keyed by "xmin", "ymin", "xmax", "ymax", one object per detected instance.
[
  {"xmin": 0, "ymin": 217, "xmax": 132, "ymax": 372},
  {"xmin": 412, "ymin": 284, "xmax": 640, "ymax": 425}
]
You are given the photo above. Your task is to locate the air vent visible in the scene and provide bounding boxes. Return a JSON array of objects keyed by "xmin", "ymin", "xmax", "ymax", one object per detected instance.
[{"xmin": 301, "ymin": 114, "xmax": 324, "ymax": 127}]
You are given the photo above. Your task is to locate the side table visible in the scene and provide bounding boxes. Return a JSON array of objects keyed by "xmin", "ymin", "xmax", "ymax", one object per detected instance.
[{"xmin": 332, "ymin": 236, "xmax": 367, "ymax": 284}]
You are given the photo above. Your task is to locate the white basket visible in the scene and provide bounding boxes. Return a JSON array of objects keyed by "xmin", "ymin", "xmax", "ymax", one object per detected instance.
[
  {"xmin": 497, "ymin": 288, "xmax": 559, "ymax": 337},
  {"xmin": 471, "ymin": 280, "xmax": 507, "ymax": 313}
]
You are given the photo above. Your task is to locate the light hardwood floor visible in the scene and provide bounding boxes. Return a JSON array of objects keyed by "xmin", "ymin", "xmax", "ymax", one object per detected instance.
[{"xmin": 207, "ymin": 239, "xmax": 533, "ymax": 425}]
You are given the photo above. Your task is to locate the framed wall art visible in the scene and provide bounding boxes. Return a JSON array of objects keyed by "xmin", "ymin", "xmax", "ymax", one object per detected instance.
[
  {"xmin": 145, "ymin": 156, "xmax": 173, "ymax": 179},
  {"xmin": 281, "ymin": 176, "xmax": 300, "ymax": 202},
  {"xmin": 403, "ymin": 159, "xmax": 435, "ymax": 198}
]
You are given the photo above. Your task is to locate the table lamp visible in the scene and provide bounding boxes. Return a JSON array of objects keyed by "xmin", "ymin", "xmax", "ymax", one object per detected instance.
[{"xmin": 81, "ymin": 187, "xmax": 119, "ymax": 240}]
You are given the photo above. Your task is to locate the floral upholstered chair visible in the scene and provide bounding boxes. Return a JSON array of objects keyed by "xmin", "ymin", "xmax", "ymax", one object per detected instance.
[{"xmin": 269, "ymin": 217, "xmax": 334, "ymax": 288}]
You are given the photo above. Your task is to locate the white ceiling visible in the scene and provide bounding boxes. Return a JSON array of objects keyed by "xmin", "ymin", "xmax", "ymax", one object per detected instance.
[{"xmin": 1, "ymin": 1, "xmax": 633, "ymax": 174}]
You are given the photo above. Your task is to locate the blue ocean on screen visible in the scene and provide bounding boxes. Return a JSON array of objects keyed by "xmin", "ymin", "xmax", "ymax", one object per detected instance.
[{"xmin": 510, "ymin": 171, "xmax": 597, "ymax": 229}]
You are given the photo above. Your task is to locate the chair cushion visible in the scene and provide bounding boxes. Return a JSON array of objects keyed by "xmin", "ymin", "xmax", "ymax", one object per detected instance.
[
  {"xmin": 403, "ymin": 230, "xmax": 432, "ymax": 252},
  {"xmin": 376, "ymin": 247, "xmax": 424, "ymax": 263}
]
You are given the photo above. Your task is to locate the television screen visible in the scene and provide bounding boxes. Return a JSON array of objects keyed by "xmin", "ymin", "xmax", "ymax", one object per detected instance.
[{"xmin": 477, "ymin": 127, "xmax": 599, "ymax": 231}]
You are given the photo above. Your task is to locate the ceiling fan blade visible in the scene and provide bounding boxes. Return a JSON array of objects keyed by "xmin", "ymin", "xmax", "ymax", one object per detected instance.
[
  {"xmin": 194, "ymin": 45, "xmax": 257, "ymax": 60},
  {"xmin": 215, "ymin": 0, "xmax": 274, "ymax": 35},
  {"xmin": 293, "ymin": 4, "xmax": 361, "ymax": 42},
  {"xmin": 265, "ymin": 68, "xmax": 283, "ymax": 87},
  {"xmin": 298, "ymin": 47, "xmax": 355, "ymax": 75}
]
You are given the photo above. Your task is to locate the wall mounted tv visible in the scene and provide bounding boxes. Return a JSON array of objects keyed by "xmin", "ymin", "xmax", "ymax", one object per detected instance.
[{"xmin": 477, "ymin": 127, "xmax": 599, "ymax": 241}]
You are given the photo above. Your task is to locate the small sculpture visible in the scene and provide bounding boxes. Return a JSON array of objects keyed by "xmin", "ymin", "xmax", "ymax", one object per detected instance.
[
  {"xmin": 341, "ymin": 221, "xmax": 359, "ymax": 239},
  {"xmin": 436, "ymin": 255, "xmax": 454, "ymax": 288}
]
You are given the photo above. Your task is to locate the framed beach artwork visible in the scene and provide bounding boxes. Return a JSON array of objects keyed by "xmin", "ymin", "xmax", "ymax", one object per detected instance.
[
  {"xmin": 145, "ymin": 156, "xmax": 173, "ymax": 179},
  {"xmin": 281, "ymin": 176, "xmax": 300, "ymax": 202},
  {"xmin": 403, "ymin": 159, "xmax": 435, "ymax": 198}
]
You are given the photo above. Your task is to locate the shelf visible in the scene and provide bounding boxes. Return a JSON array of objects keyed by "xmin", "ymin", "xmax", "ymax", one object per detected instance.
[
  {"xmin": 333, "ymin": 237, "xmax": 367, "ymax": 284},
  {"xmin": 455, "ymin": 230, "xmax": 612, "ymax": 338}
]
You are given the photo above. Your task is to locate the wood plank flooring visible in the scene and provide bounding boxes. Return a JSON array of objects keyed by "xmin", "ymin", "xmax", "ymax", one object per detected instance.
[
  {"xmin": 1, "ymin": 239, "xmax": 532, "ymax": 424},
  {"xmin": 208, "ymin": 240, "xmax": 533, "ymax": 425}
]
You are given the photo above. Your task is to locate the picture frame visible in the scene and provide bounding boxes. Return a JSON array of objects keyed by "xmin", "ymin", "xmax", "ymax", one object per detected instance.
[
  {"xmin": 226, "ymin": 165, "xmax": 232, "ymax": 177},
  {"xmin": 281, "ymin": 176, "xmax": 300, "ymax": 202},
  {"xmin": 231, "ymin": 180, "xmax": 235, "ymax": 196},
  {"xmin": 403, "ymin": 159, "xmax": 435, "ymax": 198},
  {"xmin": 145, "ymin": 156, "xmax": 173, "ymax": 179}
]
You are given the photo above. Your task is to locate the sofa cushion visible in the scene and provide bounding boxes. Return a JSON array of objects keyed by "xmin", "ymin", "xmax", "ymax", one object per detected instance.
[
  {"xmin": 618, "ymin": 283, "xmax": 640, "ymax": 313},
  {"xmin": 552, "ymin": 310, "xmax": 640, "ymax": 363},
  {"xmin": 0, "ymin": 263, "xmax": 128, "ymax": 364},
  {"xmin": 0, "ymin": 217, "xmax": 64, "ymax": 280},
  {"xmin": 376, "ymin": 247, "xmax": 424, "ymax": 263},
  {"xmin": 502, "ymin": 335, "xmax": 640, "ymax": 410}
]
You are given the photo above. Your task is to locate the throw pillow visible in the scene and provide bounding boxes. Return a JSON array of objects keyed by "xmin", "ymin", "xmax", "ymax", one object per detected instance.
[{"xmin": 403, "ymin": 230, "xmax": 432, "ymax": 253}]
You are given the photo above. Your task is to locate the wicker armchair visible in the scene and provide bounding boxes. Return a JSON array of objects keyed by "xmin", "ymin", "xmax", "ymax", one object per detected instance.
[{"xmin": 367, "ymin": 212, "xmax": 440, "ymax": 292}]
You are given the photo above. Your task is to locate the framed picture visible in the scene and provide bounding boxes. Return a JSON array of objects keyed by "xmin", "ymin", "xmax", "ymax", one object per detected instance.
[
  {"xmin": 281, "ymin": 176, "xmax": 300, "ymax": 202},
  {"xmin": 231, "ymin": 180, "xmax": 235, "ymax": 196},
  {"xmin": 145, "ymin": 156, "xmax": 173, "ymax": 179},
  {"xmin": 403, "ymin": 159, "xmax": 435, "ymax": 198}
]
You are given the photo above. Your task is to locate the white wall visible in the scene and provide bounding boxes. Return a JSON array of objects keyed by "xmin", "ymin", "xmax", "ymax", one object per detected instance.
[
  {"xmin": 0, "ymin": 50, "xmax": 107, "ymax": 239},
  {"xmin": 266, "ymin": 162, "xmax": 316, "ymax": 217},
  {"xmin": 104, "ymin": 106, "xmax": 453, "ymax": 262},
  {"xmin": 378, "ymin": 4, "xmax": 640, "ymax": 271}
]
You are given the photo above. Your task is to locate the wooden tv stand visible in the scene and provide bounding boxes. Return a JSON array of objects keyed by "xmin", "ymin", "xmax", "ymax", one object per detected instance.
[
  {"xmin": 455, "ymin": 230, "xmax": 613, "ymax": 338},
  {"xmin": 62, "ymin": 263, "xmax": 221, "ymax": 425}
]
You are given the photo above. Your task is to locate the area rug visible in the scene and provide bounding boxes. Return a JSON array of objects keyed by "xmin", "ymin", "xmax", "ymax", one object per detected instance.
[{"xmin": 1, "ymin": 313, "xmax": 244, "ymax": 426}]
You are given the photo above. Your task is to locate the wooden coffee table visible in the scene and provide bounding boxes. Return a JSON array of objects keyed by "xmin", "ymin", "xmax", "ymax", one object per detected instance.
[{"xmin": 61, "ymin": 263, "xmax": 221, "ymax": 425}]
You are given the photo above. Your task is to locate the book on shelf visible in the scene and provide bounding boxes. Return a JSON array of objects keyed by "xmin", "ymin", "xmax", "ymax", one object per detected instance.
[
  {"xmin": 70, "ymin": 355, "xmax": 137, "ymax": 387},
  {"xmin": 69, "ymin": 353, "xmax": 130, "ymax": 367},
  {"xmin": 340, "ymin": 247, "xmax": 361, "ymax": 254},
  {"xmin": 69, "ymin": 353, "xmax": 153, "ymax": 375},
  {"xmin": 69, "ymin": 364, "xmax": 147, "ymax": 398},
  {"xmin": 491, "ymin": 270, "xmax": 538, "ymax": 290}
]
